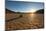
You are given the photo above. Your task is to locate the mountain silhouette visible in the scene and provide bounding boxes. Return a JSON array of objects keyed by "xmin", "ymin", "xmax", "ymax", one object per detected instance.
[
  {"xmin": 5, "ymin": 8, "xmax": 16, "ymax": 13},
  {"xmin": 5, "ymin": 8, "xmax": 23, "ymax": 14},
  {"xmin": 36, "ymin": 9, "xmax": 44, "ymax": 14},
  {"xmin": 6, "ymin": 8, "xmax": 44, "ymax": 14}
]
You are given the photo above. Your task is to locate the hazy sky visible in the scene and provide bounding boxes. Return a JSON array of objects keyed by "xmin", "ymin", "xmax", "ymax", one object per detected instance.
[{"xmin": 5, "ymin": 1, "xmax": 44, "ymax": 12}]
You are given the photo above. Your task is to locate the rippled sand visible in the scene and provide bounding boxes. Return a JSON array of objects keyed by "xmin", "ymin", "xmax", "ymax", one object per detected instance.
[{"xmin": 5, "ymin": 13, "xmax": 44, "ymax": 30}]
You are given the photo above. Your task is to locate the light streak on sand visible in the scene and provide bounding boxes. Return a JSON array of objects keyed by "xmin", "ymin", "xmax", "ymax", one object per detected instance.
[
  {"xmin": 29, "ymin": 9, "xmax": 37, "ymax": 20},
  {"xmin": 30, "ymin": 13, "xmax": 35, "ymax": 21}
]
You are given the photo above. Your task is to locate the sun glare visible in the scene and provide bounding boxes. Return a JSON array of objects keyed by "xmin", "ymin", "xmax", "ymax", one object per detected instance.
[
  {"xmin": 29, "ymin": 9, "xmax": 37, "ymax": 17},
  {"xmin": 30, "ymin": 9, "xmax": 37, "ymax": 13}
]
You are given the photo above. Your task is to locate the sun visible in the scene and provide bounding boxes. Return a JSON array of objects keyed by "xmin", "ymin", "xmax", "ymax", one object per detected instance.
[{"xmin": 30, "ymin": 9, "xmax": 37, "ymax": 13}]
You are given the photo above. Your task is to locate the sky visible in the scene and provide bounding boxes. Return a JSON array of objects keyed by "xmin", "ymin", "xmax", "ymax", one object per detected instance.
[
  {"xmin": 8, "ymin": 0, "xmax": 43, "ymax": 2},
  {"xmin": 5, "ymin": 0, "xmax": 44, "ymax": 12}
]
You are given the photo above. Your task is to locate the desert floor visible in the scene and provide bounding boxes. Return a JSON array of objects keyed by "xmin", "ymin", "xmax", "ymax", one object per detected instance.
[{"xmin": 5, "ymin": 13, "xmax": 44, "ymax": 30}]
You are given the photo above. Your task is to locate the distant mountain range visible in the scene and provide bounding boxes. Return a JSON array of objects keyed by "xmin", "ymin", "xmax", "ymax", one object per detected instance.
[
  {"xmin": 5, "ymin": 8, "xmax": 16, "ymax": 13},
  {"xmin": 5, "ymin": 8, "xmax": 24, "ymax": 14},
  {"xmin": 5, "ymin": 8, "xmax": 44, "ymax": 14},
  {"xmin": 36, "ymin": 9, "xmax": 44, "ymax": 14}
]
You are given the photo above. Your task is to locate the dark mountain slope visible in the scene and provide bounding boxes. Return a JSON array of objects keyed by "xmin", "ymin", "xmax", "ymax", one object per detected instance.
[
  {"xmin": 36, "ymin": 9, "xmax": 44, "ymax": 14},
  {"xmin": 5, "ymin": 8, "xmax": 16, "ymax": 13}
]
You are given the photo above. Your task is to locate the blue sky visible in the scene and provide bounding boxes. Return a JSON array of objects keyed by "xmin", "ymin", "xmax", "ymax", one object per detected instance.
[
  {"xmin": 8, "ymin": 0, "xmax": 43, "ymax": 2},
  {"xmin": 5, "ymin": 1, "xmax": 44, "ymax": 12}
]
